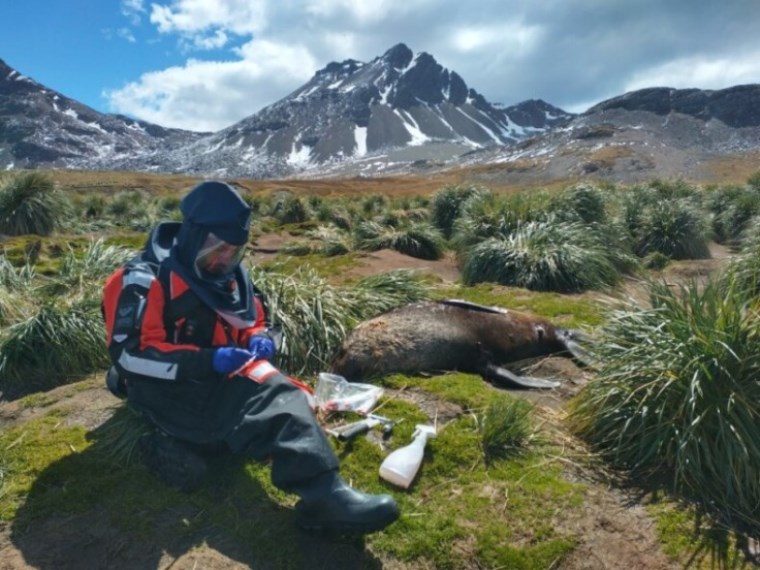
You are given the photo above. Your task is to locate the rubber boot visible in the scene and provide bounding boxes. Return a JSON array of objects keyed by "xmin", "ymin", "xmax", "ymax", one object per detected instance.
[
  {"xmin": 293, "ymin": 471, "xmax": 400, "ymax": 534},
  {"xmin": 105, "ymin": 366, "xmax": 128, "ymax": 399}
]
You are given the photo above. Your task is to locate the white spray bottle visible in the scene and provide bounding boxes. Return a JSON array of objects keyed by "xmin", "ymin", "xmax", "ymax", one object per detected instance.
[{"xmin": 379, "ymin": 424, "xmax": 436, "ymax": 489}]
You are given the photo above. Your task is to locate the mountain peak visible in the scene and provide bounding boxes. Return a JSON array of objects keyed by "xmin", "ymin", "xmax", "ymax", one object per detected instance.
[
  {"xmin": 315, "ymin": 58, "xmax": 363, "ymax": 78},
  {"xmin": 382, "ymin": 43, "xmax": 413, "ymax": 69}
]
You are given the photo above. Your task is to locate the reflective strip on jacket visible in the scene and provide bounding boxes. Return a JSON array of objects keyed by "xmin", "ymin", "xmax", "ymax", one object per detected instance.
[{"xmin": 102, "ymin": 263, "xmax": 267, "ymax": 384}]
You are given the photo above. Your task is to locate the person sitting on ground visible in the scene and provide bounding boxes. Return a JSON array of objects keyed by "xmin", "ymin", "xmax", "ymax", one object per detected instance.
[{"xmin": 101, "ymin": 180, "xmax": 399, "ymax": 534}]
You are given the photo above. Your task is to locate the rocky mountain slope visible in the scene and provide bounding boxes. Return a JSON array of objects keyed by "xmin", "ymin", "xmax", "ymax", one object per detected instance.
[
  {"xmin": 1, "ymin": 47, "xmax": 759, "ymax": 184},
  {"xmin": 116, "ymin": 43, "xmax": 572, "ymax": 178},
  {"xmin": 0, "ymin": 45, "xmax": 571, "ymax": 177},
  {"xmin": 445, "ymin": 85, "xmax": 760, "ymax": 187},
  {"xmin": 0, "ymin": 58, "xmax": 203, "ymax": 171}
]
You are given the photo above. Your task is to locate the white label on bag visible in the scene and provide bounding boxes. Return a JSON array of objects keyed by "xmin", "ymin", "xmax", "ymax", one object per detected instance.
[{"xmin": 244, "ymin": 361, "xmax": 279, "ymax": 384}]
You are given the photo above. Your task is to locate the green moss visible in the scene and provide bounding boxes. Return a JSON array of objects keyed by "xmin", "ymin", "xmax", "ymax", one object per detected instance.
[
  {"xmin": 648, "ymin": 499, "xmax": 749, "ymax": 569},
  {"xmin": 475, "ymin": 534, "xmax": 576, "ymax": 570},
  {"xmin": 17, "ymin": 392, "xmax": 58, "ymax": 410},
  {"xmin": 381, "ymin": 371, "xmax": 500, "ymax": 411},
  {"xmin": 258, "ymin": 253, "xmax": 362, "ymax": 283},
  {"xmin": 0, "ymin": 417, "xmax": 95, "ymax": 521},
  {"xmin": 367, "ymin": 411, "xmax": 584, "ymax": 568},
  {"xmin": 103, "ymin": 233, "xmax": 146, "ymax": 251},
  {"xmin": 433, "ymin": 282, "xmax": 605, "ymax": 328}
]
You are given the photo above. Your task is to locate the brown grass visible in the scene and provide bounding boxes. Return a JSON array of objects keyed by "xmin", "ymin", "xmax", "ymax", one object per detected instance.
[
  {"xmin": 588, "ymin": 145, "xmax": 635, "ymax": 165},
  {"xmin": 701, "ymin": 150, "xmax": 760, "ymax": 184},
  {"xmin": 23, "ymin": 148, "xmax": 760, "ymax": 203}
]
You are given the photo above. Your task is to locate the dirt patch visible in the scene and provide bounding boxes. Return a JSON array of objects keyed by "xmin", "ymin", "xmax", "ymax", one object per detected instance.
[
  {"xmin": 344, "ymin": 249, "xmax": 461, "ymax": 283},
  {"xmin": 554, "ymin": 486, "xmax": 681, "ymax": 570},
  {"xmin": 586, "ymin": 241, "xmax": 734, "ymax": 309},
  {"xmin": 0, "ymin": 377, "xmax": 118, "ymax": 432}
]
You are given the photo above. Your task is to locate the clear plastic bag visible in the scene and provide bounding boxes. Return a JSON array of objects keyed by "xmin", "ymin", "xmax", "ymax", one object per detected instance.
[{"xmin": 315, "ymin": 372, "xmax": 384, "ymax": 414}]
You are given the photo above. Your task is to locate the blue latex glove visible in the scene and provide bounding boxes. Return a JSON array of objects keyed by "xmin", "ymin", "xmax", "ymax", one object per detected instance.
[
  {"xmin": 248, "ymin": 335, "xmax": 276, "ymax": 361},
  {"xmin": 212, "ymin": 347, "xmax": 253, "ymax": 375}
]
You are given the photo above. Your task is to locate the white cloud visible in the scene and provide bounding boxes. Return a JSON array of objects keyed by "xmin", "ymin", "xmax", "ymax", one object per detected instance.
[
  {"xmin": 117, "ymin": 28, "xmax": 137, "ymax": 43},
  {"xmin": 320, "ymin": 32, "xmax": 360, "ymax": 61},
  {"xmin": 121, "ymin": 0, "xmax": 145, "ymax": 26},
  {"xmin": 183, "ymin": 29, "xmax": 229, "ymax": 51},
  {"xmin": 624, "ymin": 53, "xmax": 760, "ymax": 93},
  {"xmin": 304, "ymin": 0, "xmax": 434, "ymax": 24},
  {"xmin": 149, "ymin": 0, "xmax": 269, "ymax": 35},
  {"xmin": 107, "ymin": 0, "xmax": 760, "ymax": 130},
  {"xmin": 105, "ymin": 40, "xmax": 318, "ymax": 131},
  {"xmin": 122, "ymin": 0, "xmax": 145, "ymax": 12},
  {"xmin": 452, "ymin": 22, "xmax": 542, "ymax": 54}
]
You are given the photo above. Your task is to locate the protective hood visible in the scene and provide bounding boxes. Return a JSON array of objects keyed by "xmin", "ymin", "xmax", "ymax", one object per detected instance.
[
  {"xmin": 180, "ymin": 180, "xmax": 251, "ymax": 245},
  {"xmin": 142, "ymin": 221, "xmax": 180, "ymax": 265},
  {"xmin": 145, "ymin": 183, "xmax": 257, "ymax": 327}
]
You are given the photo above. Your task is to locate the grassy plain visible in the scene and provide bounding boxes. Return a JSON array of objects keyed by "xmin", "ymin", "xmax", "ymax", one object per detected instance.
[{"xmin": 1, "ymin": 166, "xmax": 758, "ymax": 569}]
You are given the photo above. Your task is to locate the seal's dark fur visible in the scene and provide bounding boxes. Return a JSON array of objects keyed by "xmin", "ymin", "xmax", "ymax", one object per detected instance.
[{"xmin": 330, "ymin": 300, "xmax": 586, "ymax": 389}]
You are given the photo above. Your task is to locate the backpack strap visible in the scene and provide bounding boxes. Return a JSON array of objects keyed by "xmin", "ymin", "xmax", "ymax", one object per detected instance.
[{"xmin": 110, "ymin": 259, "xmax": 158, "ymax": 351}]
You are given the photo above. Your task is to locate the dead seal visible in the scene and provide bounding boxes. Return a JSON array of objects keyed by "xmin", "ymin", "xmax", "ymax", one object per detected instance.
[{"xmin": 330, "ymin": 299, "xmax": 589, "ymax": 389}]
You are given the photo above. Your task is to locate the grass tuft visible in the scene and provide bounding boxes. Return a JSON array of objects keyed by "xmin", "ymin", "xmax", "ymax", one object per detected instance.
[
  {"xmin": 477, "ymin": 396, "xmax": 535, "ymax": 464},
  {"xmin": 249, "ymin": 266, "xmax": 429, "ymax": 375},
  {"xmin": 569, "ymin": 277, "xmax": 760, "ymax": 533},
  {"xmin": 354, "ymin": 220, "xmax": 446, "ymax": 260},
  {"xmin": 461, "ymin": 219, "xmax": 623, "ymax": 292},
  {"xmin": 0, "ymin": 300, "xmax": 110, "ymax": 397},
  {"xmin": 0, "ymin": 172, "xmax": 70, "ymax": 236}
]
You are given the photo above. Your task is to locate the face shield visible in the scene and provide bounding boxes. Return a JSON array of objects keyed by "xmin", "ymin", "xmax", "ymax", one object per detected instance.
[{"xmin": 194, "ymin": 231, "xmax": 246, "ymax": 276}]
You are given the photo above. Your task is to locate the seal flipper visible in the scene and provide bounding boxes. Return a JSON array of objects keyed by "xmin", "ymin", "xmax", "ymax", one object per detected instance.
[
  {"xmin": 483, "ymin": 364, "xmax": 560, "ymax": 390},
  {"xmin": 557, "ymin": 329, "xmax": 595, "ymax": 368}
]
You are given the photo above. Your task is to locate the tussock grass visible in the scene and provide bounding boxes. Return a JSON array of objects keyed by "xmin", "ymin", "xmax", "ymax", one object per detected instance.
[
  {"xmin": 430, "ymin": 183, "xmax": 487, "ymax": 239},
  {"xmin": 0, "ymin": 256, "xmax": 36, "ymax": 290},
  {"xmin": 0, "ymin": 172, "xmax": 70, "ymax": 236},
  {"xmin": 707, "ymin": 184, "xmax": 760, "ymax": 246},
  {"xmin": 280, "ymin": 239, "xmax": 315, "ymax": 256},
  {"xmin": 272, "ymin": 195, "xmax": 309, "ymax": 224},
  {"xmin": 450, "ymin": 189, "xmax": 551, "ymax": 251},
  {"xmin": 354, "ymin": 220, "xmax": 446, "ymax": 260},
  {"xmin": 39, "ymin": 239, "xmax": 136, "ymax": 297},
  {"xmin": 549, "ymin": 183, "xmax": 608, "ymax": 224},
  {"xmin": 635, "ymin": 200, "xmax": 711, "ymax": 259},
  {"xmin": 620, "ymin": 186, "xmax": 711, "ymax": 259},
  {"xmin": 748, "ymin": 170, "xmax": 760, "ymax": 191},
  {"xmin": 0, "ymin": 300, "xmax": 110, "ymax": 396},
  {"xmin": 477, "ymin": 396, "xmax": 535, "ymax": 464},
  {"xmin": 570, "ymin": 277, "xmax": 760, "ymax": 533},
  {"xmin": 304, "ymin": 225, "xmax": 352, "ymax": 256},
  {"xmin": 0, "ymin": 241, "xmax": 131, "ymax": 396},
  {"xmin": 722, "ymin": 220, "xmax": 760, "ymax": 299},
  {"xmin": 461, "ymin": 219, "xmax": 624, "ymax": 292},
  {"xmin": 0, "ymin": 258, "xmax": 36, "ymax": 326},
  {"xmin": 96, "ymin": 405, "xmax": 155, "ymax": 465},
  {"xmin": 250, "ymin": 266, "xmax": 429, "ymax": 375}
]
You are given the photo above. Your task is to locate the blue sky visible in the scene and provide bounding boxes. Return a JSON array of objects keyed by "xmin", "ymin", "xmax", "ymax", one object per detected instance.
[{"xmin": 2, "ymin": 1, "xmax": 760, "ymax": 132}]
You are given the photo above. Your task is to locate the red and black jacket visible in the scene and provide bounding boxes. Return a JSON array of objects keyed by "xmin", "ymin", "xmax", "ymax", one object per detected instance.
[{"xmin": 102, "ymin": 224, "xmax": 268, "ymax": 384}]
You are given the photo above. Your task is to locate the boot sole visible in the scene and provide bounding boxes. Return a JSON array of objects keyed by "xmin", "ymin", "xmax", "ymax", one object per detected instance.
[{"xmin": 296, "ymin": 510, "xmax": 400, "ymax": 535}]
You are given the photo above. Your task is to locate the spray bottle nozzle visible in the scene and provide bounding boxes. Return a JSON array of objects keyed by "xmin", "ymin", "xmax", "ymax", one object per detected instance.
[{"xmin": 413, "ymin": 424, "xmax": 437, "ymax": 439}]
